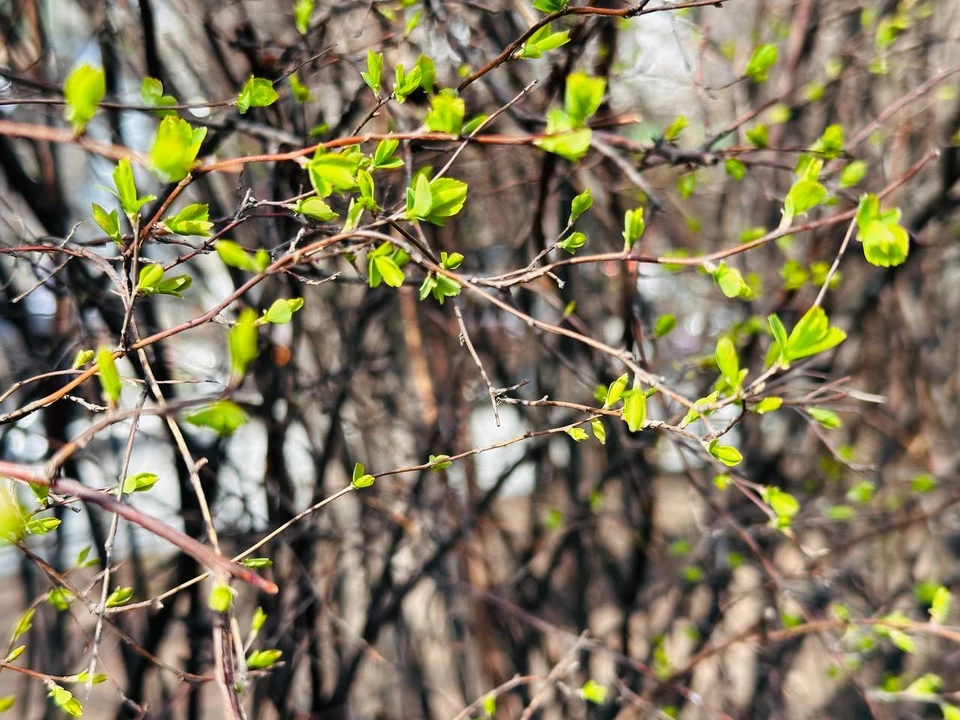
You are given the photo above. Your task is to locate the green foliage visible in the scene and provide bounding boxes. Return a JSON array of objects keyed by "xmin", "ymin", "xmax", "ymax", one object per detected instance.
[
  {"xmin": 164, "ymin": 204, "xmax": 213, "ymax": 236},
  {"xmin": 186, "ymin": 400, "xmax": 249, "ymax": 436},
  {"xmin": 352, "ymin": 462, "xmax": 375, "ymax": 489},
  {"xmin": 580, "ymin": 679, "xmax": 608, "ymax": 705},
  {"xmin": 745, "ymin": 44, "xmax": 778, "ymax": 83},
  {"xmin": 724, "ymin": 158, "xmax": 746, "ymax": 180},
  {"xmin": 564, "ymin": 72, "xmax": 606, "ymax": 127},
  {"xmin": 241, "ymin": 558, "xmax": 273, "ymax": 568},
  {"xmin": 623, "ymin": 390, "xmax": 646, "ymax": 432},
  {"xmin": 150, "ymin": 116, "xmax": 206, "ymax": 181},
  {"xmin": 603, "ymin": 373, "xmax": 629, "ymax": 409},
  {"xmin": 97, "ymin": 348, "xmax": 122, "ymax": 406},
  {"xmin": 307, "ymin": 147, "xmax": 361, "ymax": 197},
  {"xmin": 26, "ymin": 517, "xmax": 61, "ymax": 535},
  {"xmin": 762, "ymin": 486, "xmax": 800, "ymax": 528},
  {"xmin": 715, "ymin": 337, "xmax": 741, "ymax": 390},
  {"xmin": 73, "ymin": 349, "xmax": 95, "ymax": 369},
  {"xmin": 140, "ymin": 77, "xmax": 177, "ymax": 115},
  {"xmin": 855, "ymin": 194, "xmax": 909, "ymax": 267},
  {"xmin": 654, "ymin": 314, "xmax": 676, "ymax": 338},
  {"xmin": 208, "ymin": 583, "xmax": 236, "ymax": 613},
  {"xmin": 708, "ymin": 440, "xmax": 743, "ymax": 467},
  {"xmin": 745, "ymin": 124, "xmax": 768, "ymax": 148},
  {"xmin": 216, "ymin": 240, "xmax": 270, "ymax": 272},
  {"xmin": 367, "ymin": 243, "xmax": 406, "ymax": 288},
  {"xmin": 64, "ymin": 64, "xmax": 105, "ymax": 132},
  {"xmin": 394, "ymin": 63, "xmax": 423, "ymax": 103},
  {"xmin": 557, "ymin": 231, "xmax": 587, "ymax": 254},
  {"xmin": 533, "ymin": 0, "xmax": 567, "ymax": 11},
  {"xmin": 808, "ymin": 407, "xmax": 842, "ymax": 429},
  {"xmin": 839, "ymin": 160, "xmax": 868, "ymax": 189},
  {"xmin": 362, "ymin": 50, "xmax": 384, "ymax": 96},
  {"xmin": 622, "ymin": 207, "xmax": 646, "ymax": 250},
  {"xmin": 229, "ymin": 308, "xmax": 259, "ymax": 379},
  {"xmin": 47, "ymin": 588, "xmax": 75, "ymax": 611},
  {"xmin": 566, "ymin": 427, "xmax": 588, "ymax": 441},
  {"xmin": 105, "ymin": 586, "xmax": 134, "ymax": 607},
  {"xmin": 810, "ymin": 124, "xmax": 844, "ymax": 159},
  {"xmin": 259, "ymin": 298, "xmax": 305, "ymax": 325},
  {"xmin": 663, "ymin": 114, "xmax": 688, "ymax": 142},
  {"xmin": 429, "ymin": 454, "xmax": 453, "ymax": 470},
  {"xmin": 769, "ymin": 307, "xmax": 846, "ymax": 366},
  {"xmin": 48, "ymin": 684, "xmax": 83, "ymax": 717},
  {"xmin": 294, "ymin": 0, "xmax": 314, "ymax": 34},
  {"xmin": 754, "ymin": 397, "xmax": 782, "ymax": 414},
  {"xmin": 416, "ymin": 54, "xmax": 436, "ymax": 93},
  {"xmin": 11, "ymin": 608, "xmax": 34, "ymax": 642},
  {"xmin": 569, "ymin": 187, "xmax": 592, "ymax": 223},
  {"xmin": 247, "ymin": 649, "xmax": 283, "ymax": 670},
  {"xmin": 536, "ymin": 109, "xmax": 591, "ymax": 161},
  {"xmin": 425, "ymin": 90, "xmax": 465, "ymax": 134},
  {"xmin": 251, "ymin": 606, "xmax": 268, "ymax": 632},
  {"xmin": 405, "ymin": 173, "xmax": 469, "ymax": 226},
  {"xmin": 136, "ymin": 264, "xmax": 192, "ymax": 298},
  {"xmin": 930, "ymin": 586, "xmax": 951, "ymax": 624},
  {"xmin": 122, "ymin": 472, "xmax": 159, "ymax": 494},
  {"xmin": 290, "ymin": 73, "xmax": 311, "ymax": 102},
  {"xmin": 237, "ymin": 76, "xmax": 279, "ymax": 114},
  {"xmin": 591, "ymin": 418, "xmax": 606, "ymax": 444},
  {"xmin": 92, "ymin": 204, "xmax": 122, "ymax": 244},
  {"xmin": 712, "ymin": 262, "xmax": 753, "ymax": 299},
  {"xmin": 372, "ymin": 138, "xmax": 404, "ymax": 170},
  {"xmin": 112, "ymin": 157, "xmax": 155, "ymax": 220},
  {"xmin": 517, "ymin": 24, "xmax": 569, "ymax": 59},
  {"xmin": 0, "ymin": 696, "xmax": 14, "ymax": 713}
]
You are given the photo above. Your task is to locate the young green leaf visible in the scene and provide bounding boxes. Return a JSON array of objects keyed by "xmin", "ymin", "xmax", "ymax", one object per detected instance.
[
  {"xmin": 580, "ymin": 679, "xmax": 608, "ymax": 705},
  {"xmin": 92, "ymin": 204, "xmax": 122, "ymax": 244},
  {"xmin": 429, "ymin": 454, "xmax": 453, "ymax": 470},
  {"xmin": 425, "ymin": 90, "xmax": 465, "ymax": 134},
  {"xmin": 11, "ymin": 609, "xmax": 34, "ymax": 642},
  {"xmin": 784, "ymin": 307, "xmax": 846, "ymax": 362},
  {"xmin": 535, "ymin": 108, "xmax": 591, "ymax": 161},
  {"xmin": 517, "ymin": 24, "xmax": 569, "ymax": 59},
  {"xmin": 931, "ymin": 586, "xmax": 952, "ymax": 624},
  {"xmin": 372, "ymin": 138, "xmax": 403, "ymax": 170},
  {"xmin": 351, "ymin": 462, "xmax": 375, "ymax": 489},
  {"xmin": 663, "ymin": 114, "xmax": 688, "ymax": 142},
  {"xmin": 654, "ymin": 314, "xmax": 676, "ymax": 339},
  {"xmin": 229, "ymin": 308, "xmax": 259, "ymax": 379},
  {"xmin": 140, "ymin": 77, "xmax": 177, "ymax": 115},
  {"xmin": 569, "ymin": 187, "xmax": 592, "ymax": 224},
  {"xmin": 105, "ymin": 586, "xmax": 134, "ymax": 607},
  {"xmin": 237, "ymin": 76, "xmax": 279, "ymax": 114},
  {"xmin": 754, "ymin": 397, "xmax": 783, "ymax": 414},
  {"xmin": 839, "ymin": 160, "xmax": 868, "ymax": 188},
  {"xmin": 216, "ymin": 240, "xmax": 258, "ymax": 271},
  {"xmin": 113, "ymin": 157, "xmax": 155, "ymax": 219},
  {"xmin": 164, "ymin": 204, "xmax": 212, "ymax": 236},
  {"xmin": 361, "ymin": 50, "xmax": 384, "ymax": 96},
  {"xmin": 208, "ymin": 583, "xmax": 236, "ymax": 613},
  {"xmin": 708, "ymin": 440, "xmax": 743, "ymax": 467},
  {"xmin": 622, "ymin": 207, "xmax": 646, "ymax": 250},
  {"xmin": 591, "ymin": 418, "xmax": 606, "ymax": 445},
  {"xmin": 808, "ymin": 407, "xmax": 842, "ymax": 429},
  {"xmin": 745, "ymin": 44, "xmax": 778, "ymax": 83},
  {"xmin": 604, "ymin": 373, "xmax": 629, "ymax": 408},
  {"xmin": 566, "ymin": 427, "xmax": 589, "ymax": 442},
  {"xmin": 150, "ymin": 115, "xmax": 207, "ymax": 182},
  {"xmin": 97, "ymin": 348, "xmax": 122, "ymax": 406},
  {"xmin": 122, "ymin": 472, "xmax": 159, "ymax": 494},
  {"xmin": 564, "ymin": 72, "xmax": 606, "ymax": 127},
  {"xmin": 290, "ymin": 72, "xmax": 311, "ymax": 102},
  {"xmin": 533, "ymin": 0, "xmax": 568, "ymax": 11},
  {"xmin": 715, "ymin": 337, "xmax": 740, "ymax": 389},
  {"xmin": 724, "ymin": 158, "xmax": 746, "ymax": 180},
  {"xmin": 63, "ymin": 64, "xmax": 105, "ymax": 132},
  {"xmin": 294, "ymin": 0, "xmax": 314, "ymax": 34},
  {"xmin": 137, "ymin": 263, "xmax": 165, "ymax": 296},
  {"xmin": 241, "ymin": 558, "xmax": 273, "ymax": 569},
  {"xmin": 394, "ymin": 63, "xmax": 423, "ymax": 102},
  {"xmin": 260, "ymin": 298, "xmax": 305, "ymax": 325},
  {"xmin": 623, "ymin": 391, "xmax": 646, "ymax": 432},
  {"xmin": 48, "ymin": 684, "xmax": 83, "ymax": 718},
  {"xmin": 557, "ymin": 231, "xmax": 587, "ymax": 255},
  {"xmin": 745, "ymin": 124, "xmax": 769, "ymax": 148},
  {"xmin": 247, "ymin": 649, "xmax": 283, "ymax": 670},
  {"xmin": 306, "ymin": 147, "xmax": 361, "ymax": 197}
]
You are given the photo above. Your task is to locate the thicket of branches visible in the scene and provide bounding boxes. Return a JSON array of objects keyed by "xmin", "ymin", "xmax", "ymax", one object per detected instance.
[{"xmin": 1, "ymin": 0, "xmax": 959, "ymax": 718}]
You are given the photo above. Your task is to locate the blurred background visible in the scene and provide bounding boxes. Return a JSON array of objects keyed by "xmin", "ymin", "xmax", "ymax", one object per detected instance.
[{"xmin": 2, "ymin": 0, "xmax": 960, "ymax": 718}]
